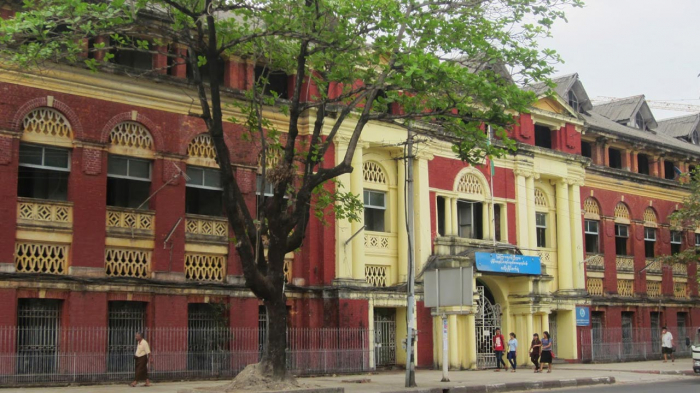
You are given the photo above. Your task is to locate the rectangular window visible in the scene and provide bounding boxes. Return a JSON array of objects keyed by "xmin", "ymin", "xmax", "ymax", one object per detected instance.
[
  {"xmin": 581, "ymin": 141, "xmax": 592, "ymax": 158},
  {"xmin": 186, "ymin": 166, "xmax": 223, "ymax": 216},
  {"xmin": 110, "ymin": 37, "xmax": 153, "ymax": 71},
  {"xmin": 17, "ymin": 299, "xmax": 62, "ymax": 375},
  {"xmin": 696, "ymin": 233, "xmax": 700, "ymax": 247},
  {"xmin": 256, "ymin": 174, "xmax": 274, "ymax": 197},
  {"xmin": 364, "ymin": 190, "xmax": 386, "ymax": 232},
  {"xmin": 536, "ymin": 212, "xmax": 547, "ymax": 248},
  {"xmin": 644, "ymin": 227, "xmax": 656, "ymax": 258},
  {"xmin": 664, "ymin": 160, "xmax": 676, "ymax": 180},
  {"xmin": 494, "ymin": 204, "xmax": 502, "ymax": 242},
  {"xmin": 534, "ymin": 125, "xmax": 552, "ymax": 149},
  {"xmin": 584, "ymin": 220, "xmax": 599, "ymax": 254},
  {"xmin": 107, "ymin": 155, "xmax": 152, "ymax": 209},
  {"xmin": 615, "ymin": 224, "xmax": 629, "ymax": 256},
  {"xmin": 608, "ymin": 148, "xmax": 622, "ymax": 169},
  {"xmin": 457, "ymin": 200, "xmax": 483, "ymax": 239},
  {"xmin": 637, "ymin": 154, "xmax": 650, "ymax": 175},
  {"xmin": 671, "ymin": 231, "xmax": 682, "ymax": 255},
  {"xmin": 18, "ymin": 143, "xmax": 70, "ymax": 201},
  {"xmin": 255, "ymin": 66, "xmax": 289, "ymax": 99},
  {"xmin": 436, "ymin": 196, "xmax": 446, "ymax": 236},
  {"xmin": 187, "ymin": 55, "xmax": 226, "ymax": 85}
]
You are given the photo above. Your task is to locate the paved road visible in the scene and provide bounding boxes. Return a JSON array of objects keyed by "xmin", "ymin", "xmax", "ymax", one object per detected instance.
[{"xmin": 539, "ymin": 378, "xmax": 698, "ymax": 393}]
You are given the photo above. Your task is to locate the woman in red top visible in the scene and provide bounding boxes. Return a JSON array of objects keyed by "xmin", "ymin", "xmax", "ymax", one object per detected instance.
[{"xmin": 493, "ymin": 328, "xmax": 507, "ymax": 371}]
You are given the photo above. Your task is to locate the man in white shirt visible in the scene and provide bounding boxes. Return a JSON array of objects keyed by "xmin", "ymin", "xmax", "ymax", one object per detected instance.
[
  {"xmin": 661, "ymin": 327, "xmax": 674, "ymax": 363},
  {"xmin": 131, "ymin": 332, "xmax": 151, "ymax": 387}
]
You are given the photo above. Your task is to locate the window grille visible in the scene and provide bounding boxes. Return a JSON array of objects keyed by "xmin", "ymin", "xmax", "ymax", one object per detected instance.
[
  {"xmin": 17, "ymin": 299, "xmax": 62, "ymax": 375},
  {"xmin": 614, "ymin": 203, "xmax": 630, "ymax": 222},
  {"xmin": 22, "ymin": 108, "xmax": 73, "ymax": 140},
  {"xmin": 534, "ymin": 189, "xmax": 548, "ymax": 208},
  {"xmin": 617, "ymin": 279, "xmax": 634, "ymax": 297},
  {"xmin": 456, "ymin": 173, "xmax": 483, "ymax": 196},
  {"xmin": 108, "ymin": 301, "xmax": 146, "ymax": 372},
  {"xmin": 284, "ymin": 257, "xmax": 293, "ymax": 284},
  {"xmin": 362, "ymin": 161, "xmax": 387, "ymax": 185},
  {"xmin": 109, "ymin": 122, "xmax": 154, "ymax": 151},
  {"xmin": 187, "ymin": 134, "xmax": 218, "ymax": 162},
  {"xmin": 643, "ymin": 207, "xmax": 657, "ymax": 226},
  {"xmin": 674, "ymin": 282, "xmax": 688, "ymax": 299},
  {"xmin": 583, "ymin": 197, "xmax": 600, "ymax": 218},
  {"xmin": 14, "ymin": 242, "xmax": 68, "ymax": 274},
  {"xmin": 185, "ymin": 253, "xmax": 226, "ymax": 282},
  {"xmin": 365, "ymin": 265, "xmax": 388, "ymax": 287},
  {"xmin": 105, "ymin": 247, "xmax": 151, "ymax": 278},
  {"xmin": 647, "ymin": 281, "xmax": 662, "ymax": 298},
  {"xmin": 187, "ymin": 303, "xmax": 230, "ymax": 371}
]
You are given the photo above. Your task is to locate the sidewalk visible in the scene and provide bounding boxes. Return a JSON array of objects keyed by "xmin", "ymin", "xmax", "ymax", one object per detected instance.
[{"xmin": 1, "ymin": 360, "xmax": 696, "ymax": 393}]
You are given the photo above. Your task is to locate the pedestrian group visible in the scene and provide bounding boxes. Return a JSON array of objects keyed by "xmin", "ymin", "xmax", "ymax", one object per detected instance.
[{"xmin": 493, "ymin": 328, "xmax": 554, "ymax": 373}]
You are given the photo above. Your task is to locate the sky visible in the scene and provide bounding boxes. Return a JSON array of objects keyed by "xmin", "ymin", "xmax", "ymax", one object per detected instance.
[{"xmin": 538, "ymin": 0, "xmax": 700, "ymax": 120}]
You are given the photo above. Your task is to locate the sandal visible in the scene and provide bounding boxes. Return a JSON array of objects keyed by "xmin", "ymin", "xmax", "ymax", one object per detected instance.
[{"xmin": 547, "ymin": 370, "xmax": 551, "ymax": 373}]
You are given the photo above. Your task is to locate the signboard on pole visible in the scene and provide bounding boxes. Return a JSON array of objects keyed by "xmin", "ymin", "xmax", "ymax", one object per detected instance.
[
  {"xmin": 576, "ymin": 306, "xmax": 590, "ymax": 326},
  {"xmin": 474, "ymin": 252, "xmax": 541, "ymax": 275},
  {"xmin": 423, "ymin": 267, "xmax": 473, "ymax": 308}
]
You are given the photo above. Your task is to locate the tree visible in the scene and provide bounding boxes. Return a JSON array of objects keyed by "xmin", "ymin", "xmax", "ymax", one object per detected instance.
[
  {"xmin": 0, "ymin": 0, "xmax": 582, "ymax": 380},
  {"xmin": 661, "ymin": 169, "xmax": 700, "ymax": 266}
]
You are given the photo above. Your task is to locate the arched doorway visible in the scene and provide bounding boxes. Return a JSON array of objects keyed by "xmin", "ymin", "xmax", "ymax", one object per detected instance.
[{"xmin": 475, "ymin": 282, "xmax": 502, "ymax": 369}]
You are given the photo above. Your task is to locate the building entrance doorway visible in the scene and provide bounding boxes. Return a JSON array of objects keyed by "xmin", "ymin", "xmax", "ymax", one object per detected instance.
[
  {"xmin": 476, "ymin": 284, "xmax": 502, "ymax": 369},
  {"xmin": 373, "ymin": 308, "xmax": 396, "ymax": 367}
]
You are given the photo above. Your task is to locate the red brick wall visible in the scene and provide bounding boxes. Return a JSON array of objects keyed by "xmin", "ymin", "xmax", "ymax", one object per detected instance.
[
  {"xmin": 415, "ymin": 300, "xmax": 434, "ymax": 368},
  {"xmin": 0, "ymin": 135, "xmax": 18, "ymax": 265}
]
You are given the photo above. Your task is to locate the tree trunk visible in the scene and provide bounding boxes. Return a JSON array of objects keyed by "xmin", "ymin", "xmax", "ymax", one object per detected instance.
[{"xmin": 261, "ymin": 291, "xmax": 288, "ymax": 379}]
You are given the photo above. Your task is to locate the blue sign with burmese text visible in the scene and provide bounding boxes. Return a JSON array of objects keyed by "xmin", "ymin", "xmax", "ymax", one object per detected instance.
[
  {"xmin": 576, "ymin": 307, "xmax": 590, "ymax": 326},
  {"xmin": 474, "ymin": 252, "xmax": 541, "ymax": 275}
]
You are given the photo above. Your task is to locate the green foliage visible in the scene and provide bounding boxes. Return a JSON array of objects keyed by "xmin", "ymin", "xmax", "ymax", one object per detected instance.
[
  {"xmin": 312, "ymin": 180, "xmax": 363, "ymax": 225},
  {"xmin": 661, "ymin": 168, "xmax": 700, "ymax": 267}
]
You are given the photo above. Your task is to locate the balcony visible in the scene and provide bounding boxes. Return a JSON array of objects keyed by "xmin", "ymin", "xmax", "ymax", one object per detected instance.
[
  {"xmin": 17, "ymin": 198, "xmax": 73, "ymax": 230},
  {"xmin": 585, "ymin": 254, "xmax": 604, "ymax": 271},
  {"xmin": 106, "ymin": 207, "xmax": 155, "ymax": 238},
  {"xmin": 364, "ymin": 232, "xmax": 398, "ymax": 256},
  {"xmin": 617, "ymin": 279, "xmax": 634, "ymax": 297},
  {"xmin": 587, "ymin": 277, "xmax": 604, "ymax": 296},
  {"xmin": 185, "ymin": 215, "xmax": 229, "ymax": 243},
  {"xmin": 645, "ymin": 259, "xmax": 662, "ymax": 275},
  {"xmin": 672, "ymin": 263, "xmax": 688, "ymax": 277},
  {"xmin": 615, "ymin": 256, "xmax": 634, "ymax": 273}
]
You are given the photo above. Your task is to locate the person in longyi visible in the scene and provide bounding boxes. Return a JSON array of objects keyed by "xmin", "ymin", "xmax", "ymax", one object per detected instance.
[{"xmin": 131, "ymin": 332, "xmax": 151, "ymax": 387}]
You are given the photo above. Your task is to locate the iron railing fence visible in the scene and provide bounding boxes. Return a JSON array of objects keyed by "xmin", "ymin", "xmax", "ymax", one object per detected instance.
[
  {"xmin": 580, "ymin": 326, "xmax": 699, "ymax": 362},
  {"xmin": 0, "ymin": 326, "xmax": 370, "ymax": 385}
]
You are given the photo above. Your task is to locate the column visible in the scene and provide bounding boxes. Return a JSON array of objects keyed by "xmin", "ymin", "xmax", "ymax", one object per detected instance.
[
  {"xmin": 335, "ymin": 141, "xmax": 353, "ymax": 279},
  {"xmin": 0, "ymin": 133, "xmax": 18, "ymax": 270},
  {"xmin": 444, "ymin": 197, "xmax": 453, "ymax": 237},
  {"xmin": 630, "ymin": 151, "xmax": 639, "ymax": 173},
  {"xmin": 569, "ymin": 182, "xmax": 585, "ymax": 290},
  {"xmin": 448, "ymin": 314, "xmax": 459, "ymax": 369},
  {"xmin": 526, "ymin": 176, "xmax": 537, "ymax": 252},
  {"xmin": 525, "ymin": 313, "xmax": 534, "ymax": 365},
  {"xmin": 451, "ymin": 198, "xmax": 459, "ymax": 236},
  {"xmin": 397, "ymin": 159, "xmax": 407, "ymax": 282},
  {"xmin": 414, "ymin": 157, "xmax": 432, "ymax": 271},
  {"xmin": 350, "ymin": 144, "xmax": 365, "ymax": 280},
  {"xmin": 515, "ymin": 173, "xmax": 530, "ymax": 252},
  {"xmin": 482, "ymin": 202, "xmax": 491, "ymax": 241},
  {"xmin": 556, "ymin": 180, "xmax": 573, "ymax": 291}
]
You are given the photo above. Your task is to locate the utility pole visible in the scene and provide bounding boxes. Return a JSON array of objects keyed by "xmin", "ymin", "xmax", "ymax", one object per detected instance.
[{"xmin": 404, "ymin": 127, "xmax": 417, "ymax": 388}]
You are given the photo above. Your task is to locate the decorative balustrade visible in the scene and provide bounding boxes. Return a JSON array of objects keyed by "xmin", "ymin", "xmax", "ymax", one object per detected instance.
[
  {"xmin": 105, "ymin": 247, "xmax": 151, "ymax": 278},
  {"xmin": 14, "ymin": 242, "xmax": 68, "ymax": 274},
  {"xmin": 106, "ymin": 207, "xmax": 155, "ymax": 234},
  {"xmin": 365, "ymin": 265, "xmax": 389, "ymax": 287},
  {"xmin": 615, "ymin": 256, "xmax": 634, "ymax": 272},
  {"xmin": 672, "ymin": 263, "xmax": 688, "ymax": 277},
  {"xmin": 185, "ymin": 215, "xmax": 229, "ymax": 239},
  {"xmin": 674, "ymin": 282, "xmax": 689, "ymax": 299},
  {"xmin": 364, "ymin": 234, "xmax": 390, "ymax": 249},
  {"xmin": 587, "ymin": 278, "xmax": 604, "ymax": 296},
  {"xmin": 647, "ymin": 281, "xmax": 662, "ymax": 298},
  {"xmin": 645, "ymin": 259, "xmax": 662, "ymax": 275},
  {"xmin": 185, "ymin": 253, "xmax": 226, "ymax": 282},
  {"xmin": 585, "ymin": 254, "xmax": 604, "ymax": 271},
  {"xmin": 617, "ymin": 279, "xmax": 634, "ymax": 297},
  {"xmin": 17, "ymin": 198, "xmax": 72, "ymax": 228}
]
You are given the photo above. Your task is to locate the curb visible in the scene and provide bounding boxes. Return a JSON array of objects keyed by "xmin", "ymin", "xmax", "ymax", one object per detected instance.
[
  {"xmin": 558, "ymin": 367, "xmax": 697, "ymax": 376},
  {"xmin": 379, "ymin": 376, "xmax": 616, "ymax": 393},
  {"xmin": 178, "ymin": 389, "xmax": 343, "ymax": 393}
]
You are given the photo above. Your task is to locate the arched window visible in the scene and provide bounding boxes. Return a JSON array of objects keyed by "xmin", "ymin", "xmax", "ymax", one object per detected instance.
[
  {"xmin": 614, "ymin": 203, "xmax": 631, "ymax": 256},
  {"xmin": 186, "ymin": 134, "xmax": 223, "ymax": 216},
  {"xmin": 534, "ymin": 189, "xmax": 549, "ymax": 248},
  {"xmin": 18, "ymin": 108, "xmax": 73, "ymax": 201},
  {"xmin": 643, "ymin": 207, "xmax": 658, "ymax": 258},
  {"xmin": 583, "ymin": 198, "xmax": 601, "ymax": 254},
  {"xmin": 107, "ymin": 122, "xmax": 154, "ymax": 209},
  {"xmin": 454, "ymin": 171, "xmax": 489, "ymax": 240},
  {"xmin": 363, "ymin": 161, "xmax": 388, "ymax": 232}
]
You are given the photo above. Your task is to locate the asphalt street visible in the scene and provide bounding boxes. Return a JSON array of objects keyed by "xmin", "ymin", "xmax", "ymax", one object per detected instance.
[{"xmin": 538, "ymin": 378, "xmax": 698, "ymax": 393}]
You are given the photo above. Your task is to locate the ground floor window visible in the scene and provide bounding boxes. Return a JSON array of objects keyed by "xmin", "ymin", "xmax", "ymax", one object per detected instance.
[
  {"xmin": 187, "ymin": 303, "xmax": 230, "ymax": 372},
  {"xmin": 108, "ymin": 301, "xmax": 146, "ymax": 372},
  {"xmin": 17, "ymin": 299, "xmax": 62, "ymax": 375}
]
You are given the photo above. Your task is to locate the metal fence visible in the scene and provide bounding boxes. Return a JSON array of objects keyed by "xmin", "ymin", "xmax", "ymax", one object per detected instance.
[
  {"xmin": 0, "ymin": 326, "xmax": 370, "ymax": 385},
  {"xmin": 580, "ymin": 326, "xmax": 698, "ymax": 362}
]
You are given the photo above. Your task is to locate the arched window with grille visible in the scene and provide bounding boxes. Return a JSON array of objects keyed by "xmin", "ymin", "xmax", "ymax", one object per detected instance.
[
  {"xmin": 614, "ymin": 202, "xmax": 631, "ymax": 256},
  {"xmin": 185, "ymin": 134, "xmax": 223, "ymax": 216},
  {"xmin": 583, "ymin": 198, "xmax": 601, "ymax": 254},
  {"xmin": 107, "ymin": 122, "xmax": 154, "ymax": 209},
  {"xmin": 18, "ymin": 108, "xmax": 73, "ymax": 201}
]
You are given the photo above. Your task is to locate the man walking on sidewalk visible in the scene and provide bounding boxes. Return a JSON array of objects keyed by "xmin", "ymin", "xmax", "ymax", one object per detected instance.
[
  {"xmin": 493, "ymin": 328, "xmax": 507, "ymax": 371},
  {"xmin": 661, "ymin": 327, "xmax": 674, "ymax": 363},
  {"xmin": 131, "ymin": 332, "xmax": 152, "ymax": 387}
]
